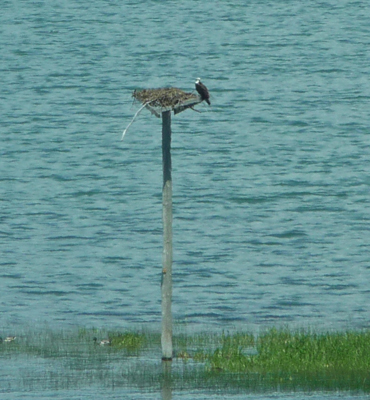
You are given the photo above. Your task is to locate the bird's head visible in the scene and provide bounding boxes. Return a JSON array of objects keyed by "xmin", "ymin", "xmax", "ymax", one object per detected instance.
[{"xmin": 195, "ymin": 78, "xmax": 201, "ymax": 84}]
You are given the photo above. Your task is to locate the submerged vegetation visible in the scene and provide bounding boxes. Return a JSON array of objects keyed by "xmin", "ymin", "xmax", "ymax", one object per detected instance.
[
  {"xmin": 110, "ymin": 331, "xmax": 146, "ymax": 351},
  {"xmin": 1, "ymin": 327, "xmax": 370, "ymax": 393}
]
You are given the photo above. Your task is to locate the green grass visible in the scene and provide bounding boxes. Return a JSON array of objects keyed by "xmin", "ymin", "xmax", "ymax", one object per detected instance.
[
  {"xmin": 199, "ymin": 328, "xmax": 370, "ymax": 392},
  {"xmin": 110, "ymin": 331, "xmax": 146, "ymax": 351},
  {"xmin": 1, "ymin": 327, "xmax": 370, "ymax": 393},
  {"xmin": 257, "ymin": 328, "xmax": 370, "ymax": 373},
  {"xmin": 205, "ymin": 328, "xmax": 370, "ymax": 374}
]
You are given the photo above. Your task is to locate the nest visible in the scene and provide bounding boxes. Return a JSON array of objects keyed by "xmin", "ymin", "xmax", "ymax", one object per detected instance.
[
  {"xmin": 121, "ymin": 86, "xmax": 202, "ymax": 140},
  {"xmin": 133, "ymin": 87, "xmax": 198, "ymax": 109}
]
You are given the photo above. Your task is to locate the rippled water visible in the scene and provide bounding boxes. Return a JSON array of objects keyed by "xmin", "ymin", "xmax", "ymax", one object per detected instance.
[
  {"xmin": 1, "ymin": 0, "xmax": 370, "ymax": 337},
  {"xmin": 2, "ymin": 1, "xmax": 370, "ymax": 398}
]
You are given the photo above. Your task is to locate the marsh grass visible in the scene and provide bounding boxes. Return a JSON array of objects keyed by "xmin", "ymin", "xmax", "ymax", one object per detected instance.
[
  {"xmin": 206, "ymin": 328, "xmax": 370, "ymax": 374},
  {"xmin": 204, "ymin": 328, "xmax": 370, "ymax": 392},
  {"xmin": 1, "ymin": 327, "xmax": 370, "ymax": 393}
]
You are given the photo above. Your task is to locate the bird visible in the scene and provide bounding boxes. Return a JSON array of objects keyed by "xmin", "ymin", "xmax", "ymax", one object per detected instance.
[
  {"xmin": 0, "ymin": 336, "xmax": 16, "ymax": 343},
  {"xmin": 93, "ymin": 337, "xmax": 111, "ymax": 346},
  {"xmin": 195, "ymin": 78, "xmax": 211, "ymax": 105}
]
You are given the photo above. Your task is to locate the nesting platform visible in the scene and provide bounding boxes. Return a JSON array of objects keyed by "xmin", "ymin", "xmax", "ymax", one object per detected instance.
[{"xmin": 133, "ymin": 87, "xmax": 202, "ymax": 117}]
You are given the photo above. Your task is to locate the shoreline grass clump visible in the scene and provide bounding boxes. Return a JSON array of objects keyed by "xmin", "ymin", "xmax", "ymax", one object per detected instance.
[
  {"xmin": 255, "ymin": 328, "xmax": 370, "ymax": 374},
  {"xmin": 205, "ymin": 328, "xmax": 370, "ymax": 383}
]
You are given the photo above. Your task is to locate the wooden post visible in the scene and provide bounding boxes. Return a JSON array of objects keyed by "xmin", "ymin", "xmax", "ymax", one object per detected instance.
[
  {"xmin": 126, "ymin": 87, "xmax": 204, "ymax": 363},
  {"xmin": 161, "ymin": 110, "xmax": 173, "ymax": 361}
]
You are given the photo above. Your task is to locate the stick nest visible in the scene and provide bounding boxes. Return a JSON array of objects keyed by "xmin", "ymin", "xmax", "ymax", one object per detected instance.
[{"xmin": 133, "ymin": 87, "xmax": 198, "ymax": 108}]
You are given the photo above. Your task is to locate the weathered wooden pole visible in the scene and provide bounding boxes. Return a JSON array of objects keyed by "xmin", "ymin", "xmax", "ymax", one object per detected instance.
[
  {"xmin": 161, "ymin": 110, "xmax": 173, "ymax": 361},
  {"xmin": 126, "ymin": 86, "xmax": 204, "ymax": 362}
]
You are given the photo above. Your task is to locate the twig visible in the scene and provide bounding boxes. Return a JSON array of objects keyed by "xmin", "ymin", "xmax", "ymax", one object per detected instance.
[{"xmin": 121, "ymin": 101, "xmax": 151, "ymax": 141}]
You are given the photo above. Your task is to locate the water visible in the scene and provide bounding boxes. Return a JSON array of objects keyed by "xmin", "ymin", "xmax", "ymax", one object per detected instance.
[
  {"xmin": 1, "ymin": 391, "xmax": 368, "ymax": 400},
  {"xmin": 1, "ymin": 0, "xmax": 370, "ymax": 396}
]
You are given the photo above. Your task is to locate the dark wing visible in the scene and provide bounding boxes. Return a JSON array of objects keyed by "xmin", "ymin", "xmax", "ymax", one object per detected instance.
[
  {"xmin": 195, "ymin": 82, "xmax": 211, "ymax": 105},
  {"xmin": 195, "ymin": 82, "xmax": 203, "ymax": 97}
]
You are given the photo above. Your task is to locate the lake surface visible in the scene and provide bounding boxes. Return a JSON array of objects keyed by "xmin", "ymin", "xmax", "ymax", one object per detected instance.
[{"xmin": 1, "ymin": 0, "xmax": 370, "ymax": 397}]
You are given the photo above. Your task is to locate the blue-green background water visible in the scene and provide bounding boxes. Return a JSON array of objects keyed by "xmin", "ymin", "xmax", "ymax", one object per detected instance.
[
  {"xmin": 1, "ymin": 0, "xmax": 370, "ymax": 342},
  {"xmin": 2, "ymin": 0, "xmax": 370, "ymax": 398}
]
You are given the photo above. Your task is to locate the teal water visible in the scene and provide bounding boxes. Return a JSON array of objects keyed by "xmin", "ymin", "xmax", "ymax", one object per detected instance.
[
  {"xmin": 1, "ymin": 0, "xmax": 370, "ymax": 332},
  {"xmin": 1, "ymin": 0, "xmax": 370, "ymax": 396}
]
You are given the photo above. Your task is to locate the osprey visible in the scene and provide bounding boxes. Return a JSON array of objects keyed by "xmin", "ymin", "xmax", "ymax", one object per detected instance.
[{"xmin": 195, "ymin": 78, "xmax": 211, "ymax": 105}]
